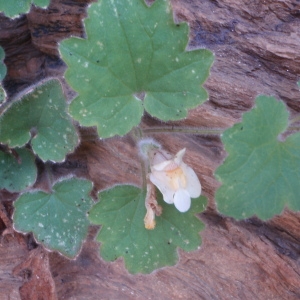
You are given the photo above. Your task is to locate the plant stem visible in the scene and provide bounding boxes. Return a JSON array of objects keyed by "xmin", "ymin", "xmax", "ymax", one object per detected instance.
[
  {"xmin": 287, "ymin": 126, "xmax": 300, "ymax": 131},
  {"xmin": 130, "ymin": 127, "xmax": 143, "ymax": 141},
  {"xmin": 44, "ymin": 163, "xmax": 54, "ymax": 192},
  {"xmin": 142, "ymin": 127, "xmax": 224, "ymax": 135},
  {"xmin": 141, "ymin": 160, "xmax": 147, "ymax": 190},
  {"xmin": 289, "ymin": 115, "xmax": 300, "ymax": 125}
]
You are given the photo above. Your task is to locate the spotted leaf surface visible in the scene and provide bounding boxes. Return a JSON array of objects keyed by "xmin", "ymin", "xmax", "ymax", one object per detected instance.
[
  {"xmin": 0, "ymin": 148, "xmax": 37, "ymax": 192},
  {"xmin": 13, "ymin": 178, "xmax": 93, "ymax": 258},
  {"xmin": 0, "ymin": 0, "xmax": 49, "ymax": 18},
  {"xmin": 215, "ymin": 95, "xmax": 300, "ymax": 220},
  {"xmin": 0, "ymin": 80, "xmax": 79, "ymax": 162},
  {"xmin": 59, "ymin": 0, "xmax": 214, "ymax": 138},
  {"xmin": 89, "ymin": 185, "xmax": 206, "ymax": 274}
]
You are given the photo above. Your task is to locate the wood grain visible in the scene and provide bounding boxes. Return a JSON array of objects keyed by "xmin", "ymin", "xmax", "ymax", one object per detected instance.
[{"xmin": 0, "ymin": 0, "xmax": 300, "ymax": 299}]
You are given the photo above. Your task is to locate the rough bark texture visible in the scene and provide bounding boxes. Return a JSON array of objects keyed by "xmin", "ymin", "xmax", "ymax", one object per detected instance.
[{"xmin": 0, "ymin": 0, "xmax": 300, "ymax": 299}]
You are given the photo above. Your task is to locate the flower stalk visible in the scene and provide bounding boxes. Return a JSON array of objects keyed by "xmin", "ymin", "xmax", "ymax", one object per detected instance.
[{"xmin": 144, "ymin": 178, "xmax": 162, "ymax": 230}]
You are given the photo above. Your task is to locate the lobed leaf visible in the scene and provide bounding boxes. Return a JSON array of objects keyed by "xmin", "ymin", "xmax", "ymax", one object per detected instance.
[
  {"xmin": 0, "ymin": 80, "xmax": 79, "ymax": 162},
  {"xmin": 0, "ymin": 148, "xmax": 37, "ymax": 192},
  {"xmin": 89, "ymin": 185, "xmax": 207, "ymax": 274},
  {"xmin": 215, "ymin": 95, "xmax": 300, "ymax": 220},
  {"xmin": 13, "ymin": 178, "xmax": 94, "ymax": 258},
  {"xmin": 0, "ymin": 0, "xmax": 50, "ymax": 18},
  {"xmin": 59, "ymin": 0, "xmax": 214, "ymax": 138}
]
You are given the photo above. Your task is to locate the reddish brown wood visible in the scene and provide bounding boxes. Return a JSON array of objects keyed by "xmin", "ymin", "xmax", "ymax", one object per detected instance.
[
  {"xmin": 13, "ymin": 247, "xmax": 57, "ymax": 300},
  {"xmin": 0, "ymin": 0, "xmax": 300, "ymax": 299}
]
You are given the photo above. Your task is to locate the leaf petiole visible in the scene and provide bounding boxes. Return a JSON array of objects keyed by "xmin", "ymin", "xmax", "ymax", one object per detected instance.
[{"xmin": 142, "ymin": 127, "xmax": 224, "ymax": 135}]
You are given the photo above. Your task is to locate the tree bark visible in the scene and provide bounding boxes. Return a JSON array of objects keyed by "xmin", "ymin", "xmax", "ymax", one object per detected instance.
[{"xmin": 0, "ymin": 0, "xmax": 300, "ymax": 299}]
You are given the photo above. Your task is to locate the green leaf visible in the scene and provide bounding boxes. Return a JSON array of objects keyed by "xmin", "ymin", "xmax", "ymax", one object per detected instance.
[
  {"xmin": 0, "ymin": 80, "xmax": 79, "ymax": 162},
  {"xmin": 59, "ymin": 0, "xmax": 214, "ymax": 138},
  {"xmin": 13, "ymin": 178, "xmax": 94, "ymax": 258},
  {"xmin": 89, "ymin": 185, "xmax": 206, "ymax": 274},
  {"xmin": 0, "ymin": 46, "xmax": 6, "ymax": 82},
  {"xmin": 0, "ymin": 0, "xmax": 50, "ymax": 18},
  {"xmin": 215, "ymin": 95, "xmax": 300, "ymax": 220},
  {"xmin": 0, "ymin": 87, "xmax": 5, "ymax": 104},
  {"xmin": 0, "ymin": 46, "xmax": 7, "ymax": 103},
  {"xmin": 0, "ymin": 148, "xmax": 37, "ymax": 192}
]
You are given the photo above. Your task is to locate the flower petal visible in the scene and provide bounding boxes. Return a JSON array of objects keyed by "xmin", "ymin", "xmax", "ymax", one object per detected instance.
[
  {"xmin": 149, "ymin": 172, "xmax": 175, "ymax": 204},
  {"xmin": 174, "ymin": 148, "xmax": 186, "ymax": 165},
  {"xmin": 181, "ymin": 163, "xmax": 201, "ymax": 198},
  {"xmin": 173, "ymin": 189, "xmax": 191, "ymax": 212},
  {"xmin": 152, "ymin": 160, "xmax": 173, "ymax": 171}
]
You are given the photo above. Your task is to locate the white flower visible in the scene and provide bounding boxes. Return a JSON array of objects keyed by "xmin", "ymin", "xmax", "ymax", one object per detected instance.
[{"xmin": 149, "ymin": 148, "xmax": 201, "ymax": 212}]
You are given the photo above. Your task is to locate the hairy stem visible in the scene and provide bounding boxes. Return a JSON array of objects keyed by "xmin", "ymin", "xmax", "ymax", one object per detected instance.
[
  {"xmin": 142, "ymin": 127, "xmax": 224, "ymax": 135},
  {"xmin": 141, "ymin": 160, "xmax": 147, "ymax": 190}
]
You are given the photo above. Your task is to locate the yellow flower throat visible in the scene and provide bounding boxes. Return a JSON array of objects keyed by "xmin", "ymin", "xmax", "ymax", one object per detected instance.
[{"xmin": 166, "ymin": 167, "xmax": 187, "ymax": 190}]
